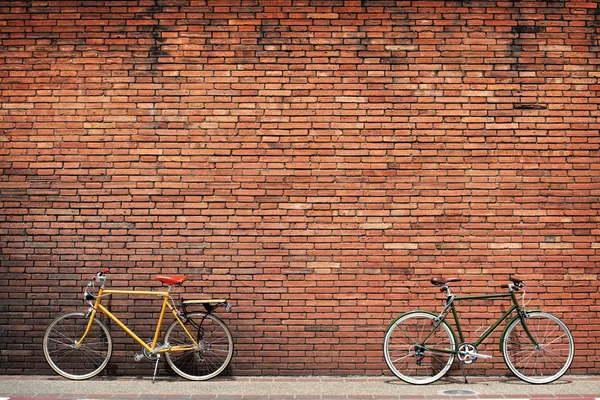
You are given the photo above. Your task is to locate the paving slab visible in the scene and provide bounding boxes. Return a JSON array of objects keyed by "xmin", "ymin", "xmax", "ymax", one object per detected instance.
[{"xmin": 0, "ymin": 376, "xmax": 599, "ymax": 400}]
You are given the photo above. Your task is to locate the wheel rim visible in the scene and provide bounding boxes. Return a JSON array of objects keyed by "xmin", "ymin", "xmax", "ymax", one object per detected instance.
[
  {"xmin": 165, "ymin": 313, "xmax": 233, "ymax": 380},
  {"xmin": 384, "ymin": 312, "xmax": 455, "ymax": 384},
  {"xmin": 43, "ymin": 312, "xmax": 112, "ymax": 380},
  {"xmin": 503, "ymin": 313, "xmax": 574, "ymax": 384}
]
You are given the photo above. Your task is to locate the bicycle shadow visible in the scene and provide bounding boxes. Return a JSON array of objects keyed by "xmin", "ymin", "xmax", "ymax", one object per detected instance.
[{"xmin": 384, "ymin": 376, "xmax": 575, "ymax": 387}]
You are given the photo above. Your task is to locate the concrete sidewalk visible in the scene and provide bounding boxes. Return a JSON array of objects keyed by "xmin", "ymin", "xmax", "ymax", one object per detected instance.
[{"xmin": 0, "ymin": 375, "xmax": 599, "ymax": 400}]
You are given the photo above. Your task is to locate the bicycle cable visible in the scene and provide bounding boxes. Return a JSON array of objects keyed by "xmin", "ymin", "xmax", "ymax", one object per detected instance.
[{"xmin": 520, "ymin": 286, "xmax": 530, "ymax": 311}]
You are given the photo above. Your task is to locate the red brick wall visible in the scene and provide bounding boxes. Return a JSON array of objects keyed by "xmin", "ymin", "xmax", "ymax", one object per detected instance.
[{"xmin": 1, "ymin": 0, "xmax": 599, "ymax": 377}]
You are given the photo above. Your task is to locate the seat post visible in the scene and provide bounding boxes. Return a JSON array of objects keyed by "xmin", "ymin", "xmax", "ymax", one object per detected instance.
[{"xmin": 435, "ymin": 283, "xmax": 456, "ymax": 321}]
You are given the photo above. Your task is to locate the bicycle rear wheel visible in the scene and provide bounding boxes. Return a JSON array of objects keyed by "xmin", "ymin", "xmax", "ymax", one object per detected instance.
[
  {"xmin": 165, "ymin": 312, "xmax": 233, "ymax": 380},
  {"xmin": 43, "ymin": 311, "xmax": 112, "ymax": 380},
  {"xmin": 502, "ymin": 312, "xmax": 574, "ymax": 384},
  {"xmin": 384, "ymin": 311, "xmax": 456, "ymax": 385}
]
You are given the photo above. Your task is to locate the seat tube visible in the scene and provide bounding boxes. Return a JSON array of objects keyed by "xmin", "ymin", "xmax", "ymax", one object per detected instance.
[
  {"xmin": 451, "ymin": 304, "xmax": 465, "ymax": 343},
  {"xmin": 152, "ymin": 293, "xmax": 170, "ymax": 348}
]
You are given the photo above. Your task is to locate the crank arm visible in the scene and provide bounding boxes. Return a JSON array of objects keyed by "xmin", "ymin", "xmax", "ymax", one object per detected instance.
[{"xmin": 460, "ymin": 351, "xmax": 492, "ymax": 359}]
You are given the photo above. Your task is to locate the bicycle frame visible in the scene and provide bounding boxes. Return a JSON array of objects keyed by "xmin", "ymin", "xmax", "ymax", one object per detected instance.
[
  {"xmin": 43, "ymin": 270, "xmax": 235, "ymax": 383},
  {"xmin": 427, "ymin": 290, "xmax": 539, "ymax": 355},
  {"xmin": 78, "ymin": 287, "xmax": 196, "ymax": 354},
  {"xmin": 384, "ymin": 276, "xmax": 574, "ymax": 385}
]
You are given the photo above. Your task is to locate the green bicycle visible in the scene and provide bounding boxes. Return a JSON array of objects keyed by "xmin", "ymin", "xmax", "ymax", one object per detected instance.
[{"xmin": 384, "ymin": 276, "xmax": 574, "ymax": 385}]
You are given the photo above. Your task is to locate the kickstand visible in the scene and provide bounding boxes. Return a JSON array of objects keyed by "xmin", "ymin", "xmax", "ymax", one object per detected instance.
[
  {"xmin": 152, "ymin": 354, "xmax": 161, "ymax": 384},
  {"xmin": 458, "ymin": 361, "xmax": 469, "ymax": 384}
]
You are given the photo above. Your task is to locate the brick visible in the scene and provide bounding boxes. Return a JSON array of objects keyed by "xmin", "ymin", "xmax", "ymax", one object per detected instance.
[{"xmin": 0, "ymin": 0, "xmax": 598, "ymax": 378}]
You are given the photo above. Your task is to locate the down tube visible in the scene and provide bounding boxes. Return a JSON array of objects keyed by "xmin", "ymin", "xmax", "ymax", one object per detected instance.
[
  {"xmin": 96, "ymin": 303, "xmax": 153, "ymax": 351},
  {"xmin": 415, "ymin": 310, "xmax": 458, "ymax": 356},
  {"xmin": 474, "ymin": 304, "xmax": 518, "ymax": 347}
]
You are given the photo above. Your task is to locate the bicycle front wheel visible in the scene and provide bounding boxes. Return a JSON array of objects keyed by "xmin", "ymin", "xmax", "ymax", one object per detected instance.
[
  {"xmin": 43, "ymin": 311, "xmax": 113, "ymax": 380},
  {"xmin": 502, "ymin": 312, "xmax": 574, "ymax": 384},
  {"xmin": 384, "ymin": 311, "xmax": 456, "ymax": 385},
  {"xmin": 165, "ymin": 312, "xmax": 234, "ymax": 380}
]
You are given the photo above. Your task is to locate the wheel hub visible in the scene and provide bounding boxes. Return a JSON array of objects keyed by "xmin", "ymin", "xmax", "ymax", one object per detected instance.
[
  {"xmin": 414, "ymin": 345, "xmax": 425, "ymax": 365},
  {"xmin": 199, "ymin": 340, "xmax": 210, "ymax": 352}
]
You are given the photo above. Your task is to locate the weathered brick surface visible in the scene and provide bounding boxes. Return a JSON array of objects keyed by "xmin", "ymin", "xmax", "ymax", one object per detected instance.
[{"xmin": 1, "ymin": 1, "xmax": 599, "ymax": 376}]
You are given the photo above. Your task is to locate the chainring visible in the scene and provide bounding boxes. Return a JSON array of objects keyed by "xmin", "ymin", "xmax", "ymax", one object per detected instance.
[
  {"xmin": 457, "ymin": 343, "xmax": 478, "ymax": 365},
  {"xmin": 142, "ymin": 341, "xmax": 161, "ymax": 361}
]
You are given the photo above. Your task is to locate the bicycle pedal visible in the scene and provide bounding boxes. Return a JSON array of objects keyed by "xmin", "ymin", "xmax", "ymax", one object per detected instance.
[{"xmin": 134, "ymin": 353, "xmax": 144, "ymax": 362}]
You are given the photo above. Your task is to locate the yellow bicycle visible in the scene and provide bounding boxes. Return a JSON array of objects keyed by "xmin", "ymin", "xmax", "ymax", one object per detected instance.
[{"xmin": 43, "ymin": 269, "xmax": 233, "ymax": 382}]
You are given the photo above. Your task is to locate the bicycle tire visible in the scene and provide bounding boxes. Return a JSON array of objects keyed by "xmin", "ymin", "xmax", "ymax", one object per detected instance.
[
  {"xmin": 384, "ymin": 311, "xmax": 456, "ymax": 385},
  {"xmin": 501, "ymin": 311, "xmax": 574, "ymax": 384},
  {"xmin": 164, "ymin": 312, "xmax": 234, "ymax": 380},
  {"xmin": 43, "ymin": 311, "xmax": 113, "ymax": 380}
]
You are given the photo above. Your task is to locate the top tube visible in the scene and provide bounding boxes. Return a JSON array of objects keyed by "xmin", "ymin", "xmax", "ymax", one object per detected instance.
[
  {"xmin": 100, "ymin": 289, "xmax": 171, "ymax": 297},
  {"xmin": 454, "ymin": 292, "xmax": 513, "ymax": 301}
]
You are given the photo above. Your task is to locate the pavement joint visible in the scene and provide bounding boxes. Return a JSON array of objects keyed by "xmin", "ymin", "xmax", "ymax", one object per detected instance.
[{"xmin": 0, "ymin": 376, "xmax": 599, "ymax": 400}]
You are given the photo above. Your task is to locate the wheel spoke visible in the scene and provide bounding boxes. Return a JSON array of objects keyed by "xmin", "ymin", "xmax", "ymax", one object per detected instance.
[
  {"xmin": 164, "ymin": 312, "xmax": 233, "ymax": 381},
  {"xmin": 43, "ymin": 312, "xmax": 112, "ymax": 380},
  {"xmin": 502, "ymin": 313, "xmax": 573, "ymax": 384},
  {"xmin": 384, "ymin": 313, "xmax": 455, "ymax": 385}
]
